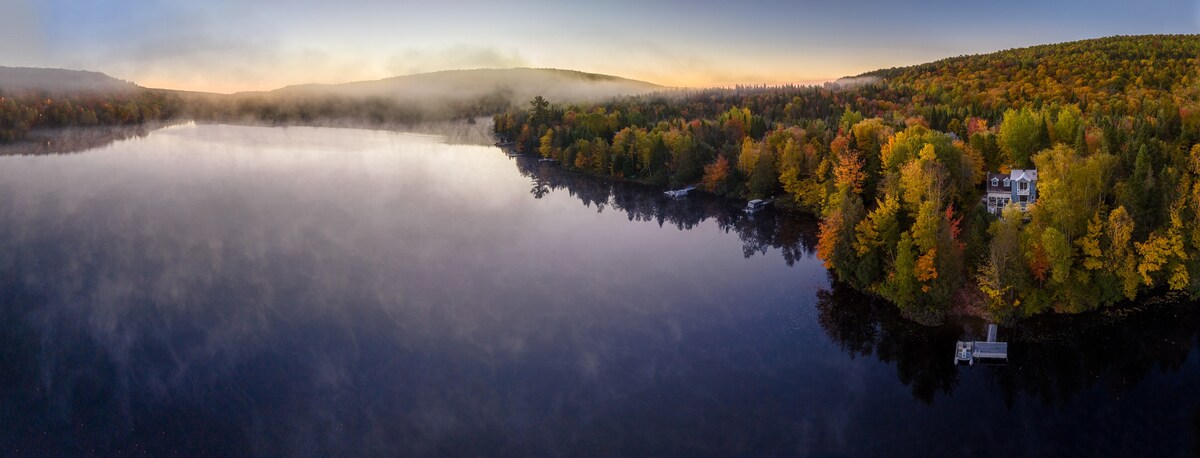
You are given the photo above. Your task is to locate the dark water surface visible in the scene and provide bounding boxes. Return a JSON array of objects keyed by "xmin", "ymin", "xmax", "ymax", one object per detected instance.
[{"xmin": 1, "ymin": 124, "xmax": 1197, "ymax": 456}]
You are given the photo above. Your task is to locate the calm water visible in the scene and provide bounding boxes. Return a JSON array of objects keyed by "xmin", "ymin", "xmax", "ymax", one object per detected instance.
[{"xmin": 0, "ymin": 124, "xmax": 1197, "ymax": 456}]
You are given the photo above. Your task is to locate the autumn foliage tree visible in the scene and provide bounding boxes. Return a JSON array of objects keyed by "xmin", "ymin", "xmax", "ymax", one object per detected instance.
[{"xmin": 701, "ymin": 155, "xmax": 732, "ymax": 195}]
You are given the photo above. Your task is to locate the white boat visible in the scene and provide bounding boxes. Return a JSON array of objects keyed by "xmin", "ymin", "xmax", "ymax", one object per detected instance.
[
  {"xmin": 954, "ymin": 341, "xmax": 975, "ymax": 366},
  {"xmin": 744, "ymin": 199, "xmax": 767, "ymax": 213},
  {"xmin": 664, "ymin": 185, "xmax": 696, "ymax": 198}
]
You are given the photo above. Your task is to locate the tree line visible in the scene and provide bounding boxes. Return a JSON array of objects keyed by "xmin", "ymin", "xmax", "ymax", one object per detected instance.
[
  {"xmin": 0, "ymin": 90, "xmax": 179, "ymax": 142},
  {"xmin": 0, "ymin": 87, "xmax": 513, "ymax": 144}
]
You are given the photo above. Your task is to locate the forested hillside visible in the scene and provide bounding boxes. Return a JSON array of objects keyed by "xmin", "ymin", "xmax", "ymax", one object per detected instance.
[
  {"xmin": 183, "ymin": 68, "xmax": 661, "ymax": 127},
  {"xmin": 0, "ymin": 67, "xmax": 179, "ymax": 141},
  {"xmin": 493, "ymin": 34, "xmax": 1200, "ymax": 323},
  {"xmin": 0, "ymin": 68, "xmax": 659, "ymax": 142}
]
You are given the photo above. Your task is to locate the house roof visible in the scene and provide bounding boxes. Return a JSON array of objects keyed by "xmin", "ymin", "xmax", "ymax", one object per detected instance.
[
  {"xmin": 986, "ymin": 173, "xmax": 1011, "ymax": 193},
  {"xmin": 1011, "ymin": 169, "xmax": 1037, "ymax": 182}
]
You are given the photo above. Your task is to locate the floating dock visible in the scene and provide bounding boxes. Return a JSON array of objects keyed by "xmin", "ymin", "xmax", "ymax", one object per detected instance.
[{"xmin": 954, "ymin": 323, "xmax": 1008, "ymax": 365}]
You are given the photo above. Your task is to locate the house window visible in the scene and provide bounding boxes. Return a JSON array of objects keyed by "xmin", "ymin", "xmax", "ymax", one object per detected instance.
[
  {"xmin": 991, "ymin": 178, "xmax": 998, "ymax": 187},
  {"xmin": 1019, "ymin": 194, "xmax": 1027, "ymax": 203},
  {"xmin": 1019, "ymin": 181, "xmax": 1029, "ymax": 191},
  {"xmin": 1003, "ymin": 179, "xmax": 1010, "ymax": 187}
]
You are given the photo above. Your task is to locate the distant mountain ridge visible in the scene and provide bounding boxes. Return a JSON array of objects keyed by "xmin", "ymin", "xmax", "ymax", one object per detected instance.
[
  {"xmin": 0, "ymin": 66, "xmax": 139, "ymax": 93},
  {"xmin": 0, "ymin": 66, "xmax": 663, "ymax": 105},
  {"xmin": 265, "ymin": 68, "xmax": 664, "ymax": 104}
]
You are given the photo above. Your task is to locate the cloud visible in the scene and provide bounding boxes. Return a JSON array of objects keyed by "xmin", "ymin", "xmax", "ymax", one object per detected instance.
[
  {"xmin": 17, "ymin": 2, "xmax": 284, "ymax": 92},
  {"xmin": 89, "ymin": 30, "xmax": 532, "ymax": 91},
  {"xmin": 386, "ymin": 45, "xmax": 529, "ymax": 76},
  {"xmin": 543, "ymin": 39, "xmax": 833, "ymax": 88},
  {"xmin": 827, "ymin": 75, "xmax": 881, "ymax": 88}
]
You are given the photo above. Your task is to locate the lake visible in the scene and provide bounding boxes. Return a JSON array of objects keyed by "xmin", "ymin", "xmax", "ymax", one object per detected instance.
[{"xmin": 0, "ymin": 123, "xmax": 1197, "ymax": 456}]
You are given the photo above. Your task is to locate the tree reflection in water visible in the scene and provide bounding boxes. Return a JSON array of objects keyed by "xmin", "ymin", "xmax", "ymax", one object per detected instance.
[
  {"xmin": 817, "ymin": 279, "xmax": 1200, "ymax": 406},
  {"xmin": 816, "ymin": 282, "xmax": 963, "ymax": 403},
  {"xmin": 511, "ymin": 156, "xmax": 819, "ymax": 266},
  {"xmin": 0, "ymin": 122, "xmax": 172, "ymax": 156},
  {"xmin": 997, "ymin": 294, "xmax": 1200, "ymax": 407},
  {"xmin": 528, "ymin": 177, "xmax": 550, "ymax": 199}
]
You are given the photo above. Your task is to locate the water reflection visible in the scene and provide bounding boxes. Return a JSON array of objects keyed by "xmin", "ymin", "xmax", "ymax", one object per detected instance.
[
  {"xmin": 509, "ymin": 156, "xmax": 819, "ymax": 266},
  {"xmin": 815, "ymin": 282, "xmax": 962, "ymax": 403},
  {"xmin": 817, "ymin": 281, "xmax": 1200, "ymax": 407},
  {"xmin": 997, "ymin": 295, "xmax": 1200, "ymax": 407},
  {"xmin": 0, "ymin": 118, "xmax": 496, "ymax": 157},
  {"xmin": 0, "ymin": 123, "xmax": 170, "ymax": 156}
]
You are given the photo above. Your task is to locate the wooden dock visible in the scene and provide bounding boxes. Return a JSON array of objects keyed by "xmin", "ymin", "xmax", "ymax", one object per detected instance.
[{"xmin": 954, "ymin": 324, "xmax": 1008, "ymax": 366}]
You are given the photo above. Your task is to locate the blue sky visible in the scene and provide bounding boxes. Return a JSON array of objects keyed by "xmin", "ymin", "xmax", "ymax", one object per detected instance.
[{"xmin": 2, "ymin": 0, "xmax": 1197, "ymax": 92}]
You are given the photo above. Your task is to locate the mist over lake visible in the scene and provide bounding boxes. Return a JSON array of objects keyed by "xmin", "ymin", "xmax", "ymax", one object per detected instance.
[{"xmin": 0, "ymin": 124, "xmax": 1196, "ymax": 456}]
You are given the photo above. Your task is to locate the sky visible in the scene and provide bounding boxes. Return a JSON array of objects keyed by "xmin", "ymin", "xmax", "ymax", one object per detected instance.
[{"xmin": 1, "ymin": 0, "xmax": 1198, "ymax": 93}]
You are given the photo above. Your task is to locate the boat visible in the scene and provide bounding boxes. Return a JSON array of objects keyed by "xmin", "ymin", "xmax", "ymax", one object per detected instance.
[
  {"xmin": 744, "ymin": 199, "xmax": 768, "ymax": 213},
  {"xmin": 664, "ymin": 185, "xmax": 696, "ymax": 198},
  {"xmin": 494, "ymin": 141, "xmax": 515, "ymax": 147},
  {"xmin": 954, "ymin": 341, "xmax": 975, "ymax": 365},
  {"xmin": 538, "ymin": 158, "xmax": 557, "ymax": 163}
]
